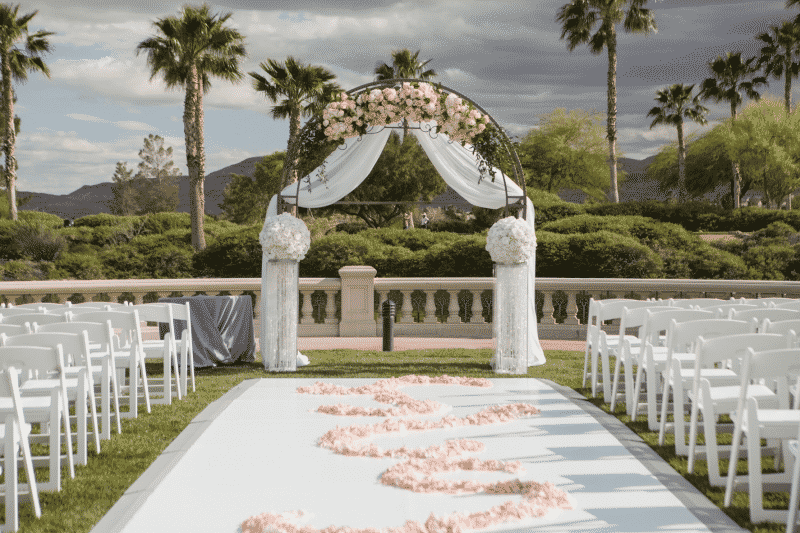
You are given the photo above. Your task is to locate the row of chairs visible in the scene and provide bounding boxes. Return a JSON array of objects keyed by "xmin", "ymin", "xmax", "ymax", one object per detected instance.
[
  {"xmin": 0, "ymin": 300, "xmax": 197, "ymax": 530},
  {"xmin": 584, "ymin": 296, "xmax": 800, "ymax": 529}
]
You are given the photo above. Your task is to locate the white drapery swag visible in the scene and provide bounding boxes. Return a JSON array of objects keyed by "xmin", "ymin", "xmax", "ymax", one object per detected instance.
[{"xmin": 263, "ymin": 121, "xmax": 545, "ymax": 366}]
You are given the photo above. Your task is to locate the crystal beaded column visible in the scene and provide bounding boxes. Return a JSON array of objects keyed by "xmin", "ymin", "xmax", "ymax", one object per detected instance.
[
  {"xmin": 493, "ymin": 262, "xmax": 528, "ymax": 374},
  {"xmin": 266, "ymin": 259, "xmax": 299, "ymax": 372}
]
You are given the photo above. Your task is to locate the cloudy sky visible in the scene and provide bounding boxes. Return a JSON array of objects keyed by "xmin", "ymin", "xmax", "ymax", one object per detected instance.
[{"xmin": 8, "ymin": 0, "xmax": 799, "ymax": 195}]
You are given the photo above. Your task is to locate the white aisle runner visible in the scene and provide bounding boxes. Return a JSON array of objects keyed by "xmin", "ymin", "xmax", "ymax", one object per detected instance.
[{"xmin": 92, "ymin": 378, "xmax": 746, "ymax": 533}]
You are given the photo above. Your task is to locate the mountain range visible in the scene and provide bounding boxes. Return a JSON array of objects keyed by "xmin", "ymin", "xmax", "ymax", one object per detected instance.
[{"xmin": 16, "ymin": 154, "xmax": 674, "ymax": 221}]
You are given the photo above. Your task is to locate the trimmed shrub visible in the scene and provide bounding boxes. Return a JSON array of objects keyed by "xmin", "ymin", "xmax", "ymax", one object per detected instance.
[
  {"xmin": 743, "ymin": 243, "xmax": 796, "ymax": 280},
  {"xmin": 0, "ymin": 259, "xmax": 49, "ymax": 281},
  {"xmin": 527, "ymin": 188, "xmax": 585, "ymax": 224},
  {"xmin": 688, "ymin": 247, "xmax": 750, "ymax": 280},
  {"xmin": 8, "ymin": 221, "xmax": 68, "ymax": 261},
  {"xmin": 52, "ymin": 252, "xmax": 106, "ymax": 280},
  {"xmin": 18, "ymin": 210, "xmax": 66, "ymax": 229},
  {"xmin": 140, "ymin": 212, "xmax": 191, "ymax": 234},
  {"xmin": 331, "ymin": 221, "xmax": 369, "ymax": 234},
  {"xmin": 73, "ymin": 213, "xmax": 138, "ymax": 228},
  {"xmin": 360, "ymin": 227, "xmax": 455, "ymax": 252},
  {"xmin": 300, "ymin": 233, "xmax": 374, "ymax": 277},
  {"xmin": 422, "ymin": 235, "xmax": 493, "ymax": 277},
  {"xmin": 428, "ymin": 219, "xmax": 473, "ymax": 234},
  {"xmin": 192, "ymin": 226, "xmax": 261, "ymax": 278}
]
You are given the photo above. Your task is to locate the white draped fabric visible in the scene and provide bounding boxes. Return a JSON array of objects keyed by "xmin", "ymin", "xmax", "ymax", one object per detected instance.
[{"xmin": 263, "ymin": 121, "xmax": 545, "ymax": 366}]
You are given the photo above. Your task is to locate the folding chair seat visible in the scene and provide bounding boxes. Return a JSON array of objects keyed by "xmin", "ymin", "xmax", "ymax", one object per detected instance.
[
  {"xmin": 0, "ymin": 345, "xmax": 72, "ymax": 493},
  {"xmin": 0, "ymin": 332, "xmax": 101, "ymax": 466},
  {"xmin": 70, "ymin": 311, "xmax": 150, "ymax": 419},
  {"xmin": 610, "ymin": 308, "xmax": 714, "ymax": 416},
  {"xmin": 130, "ymin": 304, "xmax": 181, "ymax": 403},
  {"xmin": 0, "ymin": 366, "xmax": 40, "ymax": 531},
  {"xmin": 686, "ymin": 333, "xmax": 789, "ymax": 486},
  {"xmin": 36, "ymin": 322, "xmax": 121, "ymax": 441},
  {"xmin": 724, "ymin": 347, "xmax": 800, "ymax": 524},
  {"xmin": 583, "ymin": 298, "xmax": 671, "ymax": 398}
]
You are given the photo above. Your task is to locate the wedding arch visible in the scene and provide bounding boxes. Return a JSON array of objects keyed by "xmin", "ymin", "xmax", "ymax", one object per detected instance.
[{"xmin": 260, "ymin": 78, "xmax": 545, "ymax": 371}]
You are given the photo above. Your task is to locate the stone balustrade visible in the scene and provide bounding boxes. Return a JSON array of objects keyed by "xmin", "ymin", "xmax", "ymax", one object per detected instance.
[{"xmin": 2, "ymin": 270, "xmax": 800, "ymax": 339}]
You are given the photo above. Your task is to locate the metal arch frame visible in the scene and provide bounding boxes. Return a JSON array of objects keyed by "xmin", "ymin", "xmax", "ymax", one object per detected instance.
[{"xmin": 279, "ymin": 78, "xmax": 527, "ymax": 220}]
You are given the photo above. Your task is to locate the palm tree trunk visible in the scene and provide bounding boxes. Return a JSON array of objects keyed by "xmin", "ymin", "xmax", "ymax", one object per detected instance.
[
  {"xmin": 730, "ymin": 102, "xmax": 741, "ymax": 209},
  {"xmin": 195, "ymin": 76, "xmax": 206, "ymax": 250},
  {"xmin": 184, "ymin": 64, "xmax": 205, "ymax": 251},
  {"xmin": 280, "ymin": 108, "xmax": 302, "ymax": 217},
  {"xmin": 607, "ymin": 28, "xmax": 619, "ymax": 204},
  {"xmin": 2, "ymin": 51, "xmax": 17, "ymax": 221},
  {"xmin": 786, "ymin": 56, "xmax": 793, "ymax": 113},
  {"xmin": 677, "ymin": 120, "xmax": 686, "ymax": 202}
]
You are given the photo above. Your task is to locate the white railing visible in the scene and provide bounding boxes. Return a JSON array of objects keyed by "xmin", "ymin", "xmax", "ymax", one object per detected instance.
[{"xmin": 2, "ymin": 269, "xmax": 800, "ymax": 339}]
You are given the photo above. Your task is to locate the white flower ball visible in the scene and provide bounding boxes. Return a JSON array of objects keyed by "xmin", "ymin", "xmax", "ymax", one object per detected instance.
[
  {"xmin": 260, "ymin": 213, "xmax": 311, "ymax": 261},
  {"xmin": 485, "ymin": 216, "xmax": 536, "ymax": 264}
]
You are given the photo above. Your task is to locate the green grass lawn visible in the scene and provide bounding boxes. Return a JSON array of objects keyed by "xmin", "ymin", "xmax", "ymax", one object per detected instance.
[{"xmin": 6, "ymin": 347, "xmax": 794, "ymax": 532}]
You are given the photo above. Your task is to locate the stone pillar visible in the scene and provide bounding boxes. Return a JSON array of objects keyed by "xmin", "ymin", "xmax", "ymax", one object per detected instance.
[{"xmin": 338, "ymin": 266, "xmax": 378, "ymax": 336}]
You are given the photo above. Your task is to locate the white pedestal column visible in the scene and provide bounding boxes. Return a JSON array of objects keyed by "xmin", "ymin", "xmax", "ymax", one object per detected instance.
[
  {"xmin": 493, "ymin": 262, "xmax": 528, "ymax": 374},
  {"xmin": 265, "ymin": 259, "xmax": 299, "ymax": 372}
]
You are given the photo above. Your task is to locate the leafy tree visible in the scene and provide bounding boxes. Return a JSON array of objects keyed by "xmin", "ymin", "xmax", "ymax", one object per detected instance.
[
  {"xmin": 132, "ymin": 134, "xmax": 180, "ymax": 214},
  {"xmin": 318, "ymin": 131, "xmax": 446, "ymax": 228},
  {"xmin": 517, "ymin": 108, "xmax": 609, "ymax": 200},
  {"xmin": 109, "ymin": 161, "xmax": 138, "ymax": 216},
  {"xmin": 719, "ymin": 97, "xmax": 800, "ymax": 209},
  {"xmin": 375, "ymin": 48, "xmax": 436, "ymax": 138},
  {"xmin": 646, "ymin": 83, "xmax": 708, "ymax": 200},
  {"xmin": 755, "ymin": 20, "xmax": 800, "ymax": 113},
  {"xmin": 556, "ymin": 0, "xmax": 658, "ymax": 203},
  {"xmin": 699, "ymin": 51, "xmax": 767, "ymax": 208},
  {"xmin": 136, "ymin": 3, "xmax": 247, "ymax": 251},
  {"xmin": 249, "ymin": 57, "xmax": 341, "ymax": 216},
  {"xmin": 0, "ymin": 4, "xmax": 53, "ymax": 221},
  {"xmin": 219, "ymin": 151, "xmax": 284, "ymax": 225}
]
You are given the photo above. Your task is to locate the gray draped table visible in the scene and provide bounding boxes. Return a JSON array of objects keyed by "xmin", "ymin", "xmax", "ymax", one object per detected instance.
[{"xmin": 158, "ymin": 295, "xmax": 256, "ymax": 368}]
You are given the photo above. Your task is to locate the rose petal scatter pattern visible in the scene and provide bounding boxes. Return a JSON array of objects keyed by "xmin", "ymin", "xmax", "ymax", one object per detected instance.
[
  {"xmin": 241, "ymin": 375, "xmax": 572, "ymax": 533},
  {"xmin": 485, "ymin": 216, "xmax": 537, "ymax": 264},
  {"xmin": 259, "ymin": 213, "xmax": 311, "ymax": 261}
]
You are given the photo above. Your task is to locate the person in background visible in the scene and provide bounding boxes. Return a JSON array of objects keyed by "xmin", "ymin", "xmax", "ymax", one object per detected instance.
[
  {"xmin": 404, "ymin": 212, "xmax": 414, "ymax": 230},
  {"xmin": 420, "ymin": 212, "xmax": 429, "ymax": 229}
]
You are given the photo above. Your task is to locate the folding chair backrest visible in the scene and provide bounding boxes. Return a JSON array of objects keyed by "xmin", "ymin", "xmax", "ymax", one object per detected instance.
[
  {"xmin": 0, "ymin": 345, "xmax": 64, "ymax": 382},
  {"xmin": 730, "ymin": 308, "xmax": 800, "ymax": 323},
  {"xmin": 643, "ymin": 309, "xmax": 715, "ymax": 346},
  {"xmin": 0, "ymin": 307, "xmax": 48, "ymax": 317},
  {"xmin": 0, "ymin": 323, "xmax": 29, "ymax": 337},
  {"xmin": 596, "ymin": 299, "xmax": 671, "ymax": 332},
  {"xmin": 762, "ymin": 318, "xmax": 800, "ymax": 336},
  {"xmin": 775, "ymin": 300, "xmax": 800, "ymax": 310},
  {"xmin": 669, "ymin": 298, "xmax": 733, "ymax": 309},
  {"xmin": 73, "ymin": 310, "xmax": 142, "ymax": 350},
  {"xmin": 166, "ymin": 301, "xmax": 192, "ymax": 343},
  {"xmin": 668, "ymin": 318, "xmax": 754, "ymax": 356},
  {"xmin": 1, "ymin": 332, "xmax": 90, "ymax": 368},
  {"xmin": 0, "ymin": 313, "xmax": 65, "ymax": 327},
  {"xmin": 695, "ymin": 333, "xmax": 788, "ymax": 372},
  {"xmin": 618, "ymin": 306, "xmax": 675, "ymax": 342},
  {"xmin": 131, "ymin": 304, "xmax": 173, "ymax": 324},
  {"xmin": 36, "ymin": 321, "xmax": 113, "ymax": 354},
  {"xmin": 14, "ymin": 303, "xmax": 65, "ymax": 311},
  {"xmin": 742, "ymin": 348, "xmax": 800, "ymax": 408}
]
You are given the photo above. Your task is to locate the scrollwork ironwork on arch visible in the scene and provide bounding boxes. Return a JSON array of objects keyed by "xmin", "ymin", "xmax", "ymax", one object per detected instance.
[{"xmin": 281, "ymin": 78, "xmax": 527, "ymax": 219}]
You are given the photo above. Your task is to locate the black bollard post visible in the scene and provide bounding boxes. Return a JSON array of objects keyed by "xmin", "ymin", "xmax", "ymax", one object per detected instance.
[{"xmin": 382, "ymin": 299, "xmax": 396, "ymax": 352}]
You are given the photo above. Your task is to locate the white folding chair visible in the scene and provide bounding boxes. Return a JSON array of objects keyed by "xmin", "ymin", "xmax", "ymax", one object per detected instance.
[
  {"xmin": 724, "ymin": 347, "xmax": 800, "ymax": 524},
  {"xmin": 687, "ymin": 333, "xmax": 788, "ymax": 486},
  {"xmin": 131, "ymin": 304, "xmax": 181, "ymax": 403},
  {"xmin": 669, "ymin": 298, "xmax": 735, "ymax": 309},
  {"xmin": 36, "ymin": 321, "xmax": 121, "ymax": 441},
  {"xmin": 0, "ymin": 309, "xmax": 47, "ymax": 318},
  {"xmin": 657, "ymin": 318, "xmax": 754, "ymax": 448},
  {"xmin": 776, "ymin": 300, "xmax": 800, "ymax": 311},
  {"xmin": 611, "ymin": 308, "xmax": 715, "ymax": 416},
  {"xmin": 0, "ymin": 314, "xmax": 65, "ymax": 330},
  {"xmin": 0, "ymin": 366, "xmax": 40, "ymax": 531},
  {"xmin": 165, "ymin": 302, "xmax": 195, "ymax": 394},
  {"xmin": 12, "ymin": 303, "xmax": 65, "ymax": 312},
  {"xmin": 72, "ymin": 311, "xmax": 150, "ymax": 419},
  {"xmin": 0, "ymin": 345, "xmax": 72, "ymax": 493},
  {"xmin": 730, "ymin": 308, "xmax": 800, "ymax": 332},
  {"xmin": 1, "ymin": 332, "xmax": 101, "ymax": 466},
  {"xmin": 787, "ymin": 424, "xmax": 800, "ymax": 532},
  {"xmin": 584, "ymin": 298, "xmax": 671, "ymax": 398}
]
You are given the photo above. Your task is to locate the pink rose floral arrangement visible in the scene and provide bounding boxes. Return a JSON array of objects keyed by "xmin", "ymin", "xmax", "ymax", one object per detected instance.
[{"xmin": 321, "ymin": 82, "xmax": 489, "ymax": 145}]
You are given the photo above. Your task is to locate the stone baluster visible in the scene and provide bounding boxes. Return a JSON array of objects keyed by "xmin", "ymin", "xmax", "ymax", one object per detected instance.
[
  {"xmin": 470, "ymin": 290, "xmax": 485, "ymax": 323},
  {"xmin": 400, "ymin": 290, "xmax": 414, "ymax": 323},
  {"xmin": 376, "ymin": 290, "xmax": 389, "ymax": 321},
  {"xmin": 423, "ymin": 289, "xmax": 438, "ymax": 323},
  {"xmin": 131, "ymin": 293, "xmax": 145, "ymax": 306},
  {"xmin": 107, "ymin": 292, "xmax": 124, "ymax": 305},
  {"xmin": 30, "ymin": 294, "xmax": 46, "ymax": 304},
  {"xmin": 324, "ymin": 290, "xmax": 338, "ymax": 324},
  {"xmin": 540, "ymin": 291, "xmax": 556, "ymax": 325},
  {"xmin": 446, "ymin": 290, "xmax": 461, "ymax": 323},
  {"xmin": 300, "ymin": 289, "xmax": 315, "ymax": 324},
  {"xmin": 564, "ymin": 291, "xmax": 580, "ymax": 325}
]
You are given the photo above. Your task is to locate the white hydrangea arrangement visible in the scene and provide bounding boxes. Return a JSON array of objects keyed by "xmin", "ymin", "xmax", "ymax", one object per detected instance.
[
  {"xmin": 485, "ymin": 216, "xmax": 537, "ymax": 264},
  {"xmin": 259, "ymin": 213, "xmax": 311, "ymax": 261}
]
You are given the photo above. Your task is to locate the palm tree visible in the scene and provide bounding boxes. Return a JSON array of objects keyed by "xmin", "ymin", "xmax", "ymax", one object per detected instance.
[
  {"xmin": 699, "ymin": 51, "xmax": 767, "ymax": 209},
  {"xmin": 136, "ymin": 3, "xmax": 246, "ymax": 251},
  {"xmin": 556, "ymin": 0, "xmax": 657, "ymax": 204},
  {"xmin": 646, "ymin": 84, "xmax": 708, "ymax": 200},
  {"xmin": 0, "ymin": 4, "xmax": 53, "ymax": 221},
  {"xmin": 249, "ymin": 56, "xmax": 340, "ymax": 216},
  {"xmin": 375, "ymin": 49, "xmax": 436, "ymax": 138},
  {"xmin": 755, "ymin": 20, "xmax": 800, "ymax": 113}
]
